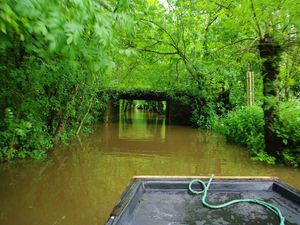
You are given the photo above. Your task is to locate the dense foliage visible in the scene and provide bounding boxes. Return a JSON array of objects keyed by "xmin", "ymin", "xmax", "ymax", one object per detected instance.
[
  {"xmin": 1, "ymin": 0, "xmax": 300, "ymax": 165},
  {"xmin": 0, "ymin": 0, "xmax": 131, "ymax": 160},
  {"xmin": 272, "ymin": 102, "xmax": 300, "ymax": 166},
  {"xmin": 213, "ymin": 106, "xmax": 271, "ymax": 163},
  {"xmin": 120, "ymin": 0, "xmax": 300, "ymax": 165}
]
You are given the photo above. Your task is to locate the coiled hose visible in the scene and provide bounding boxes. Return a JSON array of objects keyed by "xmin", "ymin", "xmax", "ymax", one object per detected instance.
[{"xmin": 188, "ymin": 174, "xmax": 285, "ymax": 225}]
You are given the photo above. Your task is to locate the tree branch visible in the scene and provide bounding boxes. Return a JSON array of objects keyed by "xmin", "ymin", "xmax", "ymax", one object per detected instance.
[
  {"xmin": 206, "ymin": 15, "xmax": 219, "ymax": 29},
  {"xmin": 141, "ymin": 41, "xmax": 164, "ymax": 49},
  {"xmin": 113, "ymin": 0, "xmax": 120, "ymax": 13},
  {"xmin": 138, "ymin": 48, "xmax": 178, "ymax": 55},
  {"xmin": 211, "ymin": 1, "xmax": 232, "ymax": 10},
  {"xmin": 216, "ymin": 38, "xmax": 256, "ymax": 51},
  {"xmin": 98, "ymin": 0, "xmax": 114, "ymax": 12},
  {"xmin": 250, "ymin": 0, "xmax": 263, "ymax": 38},
  {"xmin": 175, "ymin": 58, "xmax": 181, "ymax": 80},
  {"xmin": 140, "ymin": 18, "xmax": 178, "ymax": 47}
]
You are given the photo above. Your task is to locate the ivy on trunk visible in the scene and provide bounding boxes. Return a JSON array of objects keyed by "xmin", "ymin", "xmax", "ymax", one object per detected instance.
[{"xmin": 258, "ymin": 34, "xmax": 283, "ymax": 157}]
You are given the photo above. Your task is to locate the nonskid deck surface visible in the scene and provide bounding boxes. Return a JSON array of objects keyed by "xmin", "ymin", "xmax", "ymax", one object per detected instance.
[{"xmin": 109, "ymin": 179, "xmax": 300, "ymax": 225}]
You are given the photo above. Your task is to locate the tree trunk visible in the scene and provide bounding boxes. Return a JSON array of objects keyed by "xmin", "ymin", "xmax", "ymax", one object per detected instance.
[
  {"xmin": 76, "ymin": 96, "xmax": 94, "ymax": 136},
  {"xmin": 258, "ymin": 34, "xmax": 282, "ymax": 157},
  {"xmin": 54, "ymin": 85, "xmax": 78, "ymax": 143}
]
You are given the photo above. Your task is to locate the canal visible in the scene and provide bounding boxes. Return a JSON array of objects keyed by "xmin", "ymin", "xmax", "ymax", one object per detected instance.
[{"xmin": 0, "ymin": 110, "xmax": 299, "ymax": 225}]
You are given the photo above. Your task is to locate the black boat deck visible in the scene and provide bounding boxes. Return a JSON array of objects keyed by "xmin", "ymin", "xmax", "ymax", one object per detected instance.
[{"xmin": 105, "ymin": 176, "xmax": 300, "ymax": 225}]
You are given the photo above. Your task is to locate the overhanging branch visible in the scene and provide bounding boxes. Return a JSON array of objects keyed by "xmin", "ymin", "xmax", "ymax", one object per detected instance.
[
  {"xmin": 138, "ymin": 48, "xmax": 178, "ymax": 55},
  {"xmin": 216, "ymin": 38, "xmax": 256, "ymax": 51},
  {"xmin": 250, "ymin": 0, "xmax": 263, "ymax": 38},
  {"xmin": 140, "ymin": 18, "xmax": 178, "ymax": 47}
]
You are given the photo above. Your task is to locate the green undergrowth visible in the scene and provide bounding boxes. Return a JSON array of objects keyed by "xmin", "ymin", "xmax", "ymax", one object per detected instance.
[
  {"xmin": 208, "ymin": 104, "xmax": 300, "ymax": 166},
  {"xmin": 0, "ymin": 58, "xmax": 109, "ymax": 162},
  {"xmin": 0, "ymin": 108, "xmax": 52, "ymax": 160},
  {"xmin": 211, "ymin": 106, "xmax": 274, "ymax": 163},
  {"xmin": 272, "ymin": 102, "xmax": 300, "ymax": 166}
]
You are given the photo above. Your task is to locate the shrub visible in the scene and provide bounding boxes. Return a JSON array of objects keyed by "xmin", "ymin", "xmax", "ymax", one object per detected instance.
[
  {"xmin": 214, "ymin": 106, "xmax": 265, "ymax": 153},
  {"xmin": 213, "ymin": 106, "xmax": 276, "ymax": 163},
  {"xmin": 273, "ymin": 101, "xmax": 300, "ymax": 147},
  {"xmin": 0, "ymin": 108, "xmax": 53, "ymax": 161},
  {"xmin": 213, "ymin": 103, "xmax": 300, "ymax": 166},
  {"xmin": 191, "ymin": 102, "xmax": 220, "ymax": 129},
  {"xmin": 272, "ymin": 101, "xmax": 300, "ymax": 166}
]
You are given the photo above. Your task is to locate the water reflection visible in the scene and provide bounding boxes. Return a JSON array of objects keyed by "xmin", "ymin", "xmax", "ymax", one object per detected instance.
[
  {"xmin": 118, "ymin": 110, "xmax": 165, "ymax": 141},
  {"xmin": 0, "ymin": 111, "xmax": 299, "ymax": 225}
]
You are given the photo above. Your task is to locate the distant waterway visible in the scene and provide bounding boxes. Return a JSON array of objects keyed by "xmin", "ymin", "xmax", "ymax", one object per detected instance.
[{"xmin": 0, "ymin": 110, "xmax": 299, "ymax": 225}]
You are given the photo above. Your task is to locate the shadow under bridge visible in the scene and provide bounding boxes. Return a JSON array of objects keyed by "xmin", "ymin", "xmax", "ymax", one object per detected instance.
[{"xmin": 100, "ymin": 88, "xmax": 194, "ymax": 125}]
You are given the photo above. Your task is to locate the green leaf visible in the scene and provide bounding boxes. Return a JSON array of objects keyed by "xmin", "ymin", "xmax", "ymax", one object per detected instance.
[{"xmin": 67, "ymin": 35, "xmax": 73, "ymax": 44}]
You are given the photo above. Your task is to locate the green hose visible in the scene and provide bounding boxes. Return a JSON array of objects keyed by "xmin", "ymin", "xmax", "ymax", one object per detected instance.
[{"xmin": 188, "ymin": 174, "xmax": 285, "ymax": 225}]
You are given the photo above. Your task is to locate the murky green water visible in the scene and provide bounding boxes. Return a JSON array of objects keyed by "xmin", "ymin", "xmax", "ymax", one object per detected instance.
[{"xmin": 0, "ymin": 110, "xmax": 299, "ymax": 225}]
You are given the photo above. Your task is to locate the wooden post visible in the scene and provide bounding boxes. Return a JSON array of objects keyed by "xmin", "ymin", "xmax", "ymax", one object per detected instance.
[
  {"xmin": 250, "ymin": 71, "xmax": 254, "ymax": 105},
  {"xmin": 246, "ymin": 70, "xmax": 254, "ymax": 106},
  {"xmin": 247, "ymin": 70, "xmax": 250, "ymax": 105}
]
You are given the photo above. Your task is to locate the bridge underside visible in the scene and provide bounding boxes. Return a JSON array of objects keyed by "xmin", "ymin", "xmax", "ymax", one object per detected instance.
[
  {"xmin": 102, "ymin": 89, "xmax": 194, "ymax": 126},
  {"xmin": 105, "ymin": 89, "xmax": 168, "ymax": 101}
]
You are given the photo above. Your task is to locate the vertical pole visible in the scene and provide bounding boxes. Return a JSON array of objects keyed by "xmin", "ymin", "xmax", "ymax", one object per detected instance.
[
  {"xmin": 246, "ymin": 70, "xmax": 250, "ymax": 105},
  {"xmin": 251, "ymin": 71, "xmax": 255, "ymax": 105},
  {"xmin": 246, "ymin": 70, "xmax": 254, "ymax": 106}
]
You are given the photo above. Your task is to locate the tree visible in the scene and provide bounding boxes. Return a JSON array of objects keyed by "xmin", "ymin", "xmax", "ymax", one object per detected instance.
[
  {"xmin": 0, "ymin": 0, "xmax": 133, "ymax": 160},
  {"xmin": 219, "ymin": 0, "xmax": 299, "ymax": 156},
  {"xmin": 125, "ymin": 0, "xmax": 300, "ymax": 158}
]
